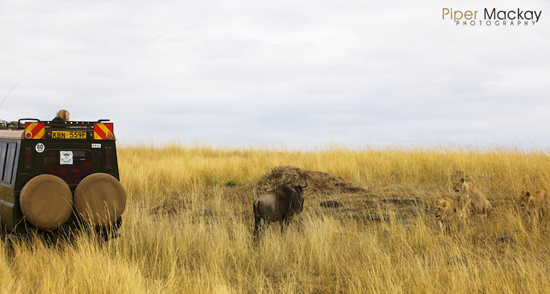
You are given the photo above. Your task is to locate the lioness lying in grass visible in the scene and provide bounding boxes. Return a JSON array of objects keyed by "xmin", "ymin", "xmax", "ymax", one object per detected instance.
[{"xmin": 518, "ymin": 190, "xmax": 548, "ymax": 222}]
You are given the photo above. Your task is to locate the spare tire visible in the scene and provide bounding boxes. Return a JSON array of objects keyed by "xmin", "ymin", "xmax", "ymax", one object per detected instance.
[
  {"xmin": 19, "ymin": 174, "xmax": 73, "ymax": 231},
  {"xmin": 74, "ymin": 173, "xmax": 126, "ymax": 226}
]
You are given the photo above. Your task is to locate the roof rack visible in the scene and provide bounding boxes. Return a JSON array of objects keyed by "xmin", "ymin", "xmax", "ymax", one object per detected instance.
[
  {"xmin": 15, "ymin": 118, "xmax": 111, "ymax": 130},
  {"xmin": 0, "ymin": 120, "xmax": 22, "ymax": 130}
]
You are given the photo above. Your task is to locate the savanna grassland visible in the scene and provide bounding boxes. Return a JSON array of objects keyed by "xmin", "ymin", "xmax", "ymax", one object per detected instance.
[{"xmin": 2, "ymin": 144, "xmax": 550, "ymax": 293}]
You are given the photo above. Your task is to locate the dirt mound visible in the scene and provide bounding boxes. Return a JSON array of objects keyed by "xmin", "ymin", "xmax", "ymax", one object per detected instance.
[
  {"xmin": 150, "ymin": 166, "xmax": 369, "ymax": 216},
  {"xmin": 257, "ymin": 166, "xmax": 366, "ymax": 195}
]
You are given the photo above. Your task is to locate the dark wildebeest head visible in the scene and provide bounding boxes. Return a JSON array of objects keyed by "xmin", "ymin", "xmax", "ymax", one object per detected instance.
[
  {"xmin": 288, "ymin": 182, "xmax": 306, "ymax": 213},
  {"xmin": 253, "ymin": 180, "xmax": 307, "ymax": 239}
]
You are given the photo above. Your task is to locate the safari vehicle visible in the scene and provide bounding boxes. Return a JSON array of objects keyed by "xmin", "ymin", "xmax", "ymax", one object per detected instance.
[{"xmin": 0, "ymin": 118, "xmax": 126, "ymax": 239}]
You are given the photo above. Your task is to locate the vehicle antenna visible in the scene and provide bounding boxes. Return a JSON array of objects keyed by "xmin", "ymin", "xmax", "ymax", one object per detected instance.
[{"xmin": 0, "ymin": 81, "xmax": 19, "ymax": 108}]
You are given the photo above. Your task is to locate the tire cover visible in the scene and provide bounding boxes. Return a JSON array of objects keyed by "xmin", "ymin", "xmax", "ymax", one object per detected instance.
[
  {"xmin": 19, "ymin": 174, "xmax": 73, "ymax": 231},
  {"xmin": 74, "ymin": 173, "xmax": 126, "ymax": 226}
]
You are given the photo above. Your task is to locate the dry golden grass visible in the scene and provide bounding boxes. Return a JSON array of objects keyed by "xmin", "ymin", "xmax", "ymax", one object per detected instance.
[{"xmin": 2, "ymin": 144, "xmax": 550, "ymax": 293}]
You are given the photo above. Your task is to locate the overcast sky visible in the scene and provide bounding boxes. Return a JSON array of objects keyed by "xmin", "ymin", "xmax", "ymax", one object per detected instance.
[{"xmin": 1, "ymin": 0, "xmax": 549, "ymax": 149}]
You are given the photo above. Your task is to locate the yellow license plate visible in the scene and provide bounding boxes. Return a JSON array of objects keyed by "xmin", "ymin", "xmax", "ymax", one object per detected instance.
[{"xmin": 51, "ymin": 131, "xmax": 87, "ymax": 139}]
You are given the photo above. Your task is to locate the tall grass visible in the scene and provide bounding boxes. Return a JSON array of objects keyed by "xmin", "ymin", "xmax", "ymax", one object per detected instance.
[{"xmin": 1, "ymin": 144, "xmax": 550, "ymax": 293}]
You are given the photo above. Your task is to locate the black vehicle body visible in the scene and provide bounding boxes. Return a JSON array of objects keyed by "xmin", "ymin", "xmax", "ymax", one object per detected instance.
[{"xmin": 0, "ymin": 119, "xmax": 125, "ymax": 238}]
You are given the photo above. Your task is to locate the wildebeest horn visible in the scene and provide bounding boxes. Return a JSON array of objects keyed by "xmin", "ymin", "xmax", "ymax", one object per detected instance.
[{"xmin": 302, "ymin": 180, "xmax": 308, "ymax": 188}]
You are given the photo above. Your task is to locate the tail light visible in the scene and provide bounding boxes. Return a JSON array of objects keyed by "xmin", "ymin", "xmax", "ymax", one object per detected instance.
[
  {"xmin": 25, "ymin": 147, "xmax": 32, "ymax": 171},
  {"xmin": 104, "ymin": 147, "xmax": 112, "ymax": 171}
]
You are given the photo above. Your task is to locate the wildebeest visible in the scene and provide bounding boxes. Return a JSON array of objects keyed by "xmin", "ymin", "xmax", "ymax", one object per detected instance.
[{"xmin": 253, "ymin": 181, "xmax": 307, "ymax": 238}]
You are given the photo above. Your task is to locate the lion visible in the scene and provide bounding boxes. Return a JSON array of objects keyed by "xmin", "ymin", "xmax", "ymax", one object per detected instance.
[
  {"xmin": 452, "ymin": 178, "xmax": 492, "ymax": 219},
  {"xmin": 518, "ymin": 190, "xmax": 548, "ymax": 221},
  {"xmin": 433, "ymin": 197, "xmax": 455, "ymax": 233}
]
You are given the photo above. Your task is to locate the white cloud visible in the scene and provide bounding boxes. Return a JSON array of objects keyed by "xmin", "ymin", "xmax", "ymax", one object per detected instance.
[{"xmin": 0, "ymin": 0, "xmax": 549, "ymax": 149}]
